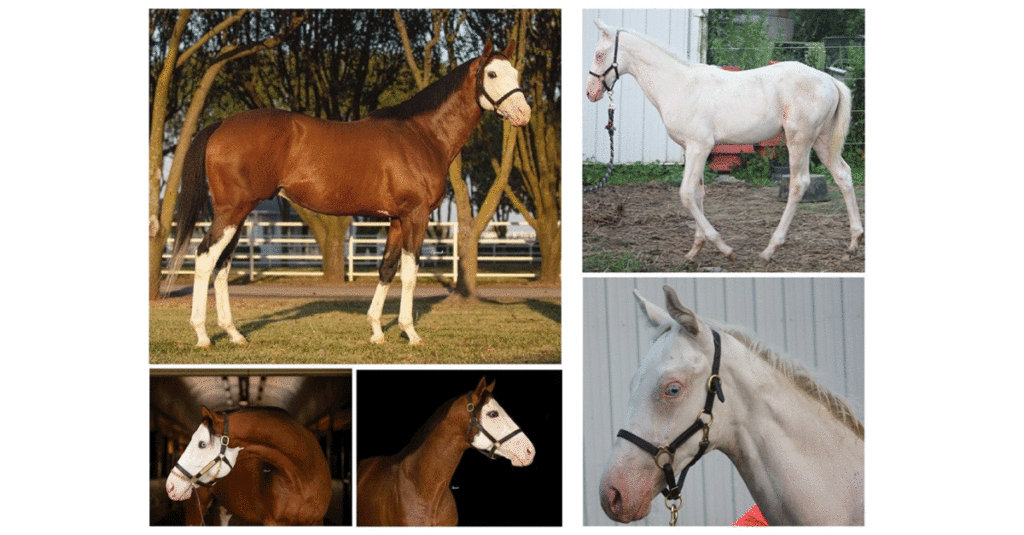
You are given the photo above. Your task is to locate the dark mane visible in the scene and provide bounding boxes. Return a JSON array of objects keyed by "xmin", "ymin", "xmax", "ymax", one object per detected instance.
[{"xmin": 369, "ymin": 57, "xmax": 479, "ymax": 120}]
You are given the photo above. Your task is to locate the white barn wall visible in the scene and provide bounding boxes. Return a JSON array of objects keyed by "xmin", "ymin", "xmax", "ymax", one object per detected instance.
[
  {"xmin": 582, "ymin": 277, "xmax": 864, "ymax": 526},
  {"xmin": 582, "ymin": 9, "xmax": 703, "ymax": 165}
]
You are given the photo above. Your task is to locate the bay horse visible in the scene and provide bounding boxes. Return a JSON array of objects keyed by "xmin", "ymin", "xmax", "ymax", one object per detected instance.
[
  {"xmin": 598, "ymin": 285, "xmax": 864, "ymax": 525},
  {"xmin": 356, "ymin": 376, "xmax": 536, "ymax": 526},
  {"xmin": 165, "ymin": 406, "xmax": 332, "ymax": 525},
  {"xmin": 586, "ymin": 20, "xmax": 863, "ymax": 263},
  {"xmin": 169, "ymin": 41, "xmax": 530, "ymax": 347}
]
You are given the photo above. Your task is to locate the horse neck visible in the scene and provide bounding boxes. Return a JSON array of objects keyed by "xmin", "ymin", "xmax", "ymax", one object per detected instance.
[
  {"xmin": 407, "ymin": 59, "xmax": 485, "ymax": 164},
  {"xmin": 711, "ymin": 335, "xmax": 864, "ymax": 525},
  {"xmin": 618, "ymin": 32, "xmax": 694, "ymax": 113},
  {"xmin": 399, "ymin": 403, "xmax": 471, "ymax": 495},
  {"xmin": 225, "ymin": 413, "xmax": 315, "ymax": 478}
]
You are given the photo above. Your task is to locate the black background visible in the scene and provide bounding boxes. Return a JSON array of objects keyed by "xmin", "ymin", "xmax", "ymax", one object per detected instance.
[{"xmin": 356, "ymin": 369, "xmax": 562, "ymax": 526}]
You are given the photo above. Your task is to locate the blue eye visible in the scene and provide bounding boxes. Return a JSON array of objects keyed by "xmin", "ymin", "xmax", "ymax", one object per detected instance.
[
  {"xmin": 198, "ymin": 441, "xmax": 207, "ymax": 448},
  {"xmin": 664, "ymin": 383, "xmax": 683, "ymax": 397}
]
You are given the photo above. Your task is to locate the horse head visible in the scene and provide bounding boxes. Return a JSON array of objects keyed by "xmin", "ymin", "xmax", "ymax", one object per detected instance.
[
  {"xmin": 165, "ymin": 406, "xmax": 244, "ymax": 501},
  {"xmin": 586, "ymin": 20, "xmax": 624, "ymax": 102},
  {"xmin": 466, "ymin": 376, "xmax": 536, "ymax": 467},
  {"xmin": 477, "ymin": 40, "xmax": 531, "ymax": 126},
  {"xmin": 599, "ymin": 285, "xmax": 723, "ymax": 523}
]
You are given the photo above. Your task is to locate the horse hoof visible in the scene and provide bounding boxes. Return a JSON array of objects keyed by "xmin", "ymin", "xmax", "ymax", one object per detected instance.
[
  {"xmin": 196, "ymin": 339, "xmax": 212, "ymax": 349},
  {"xmin": 725, "ymin": 251, "xmax": 736, "ymax": 262},
  {"xmin": 369, "ymin": 335, "xmax": 386, "ymax": 345},
  {"xmin": 758, "ymin": 251, "xmax": 774, "ymax": 262},
  {"xmin": 232, "ymin": 337, "xmax": 248, "ymax": 346},
  {"xmin": 408, "ymin": 339, "xmax": 424, "ymax": 347}
]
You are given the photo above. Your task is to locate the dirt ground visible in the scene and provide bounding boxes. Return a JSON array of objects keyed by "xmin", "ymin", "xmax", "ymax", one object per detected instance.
[{"xmin": 583, "ymin": 180, "xmax": 865, "ymax": 272}]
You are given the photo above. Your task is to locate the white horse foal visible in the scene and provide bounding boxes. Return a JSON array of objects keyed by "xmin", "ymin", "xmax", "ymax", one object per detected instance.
[
  {"xmin": 586, "ymin": 20, "xmax": 864, "ymax": 262},
  {"xmin": 599, "ymin": 285, "xmax": 864, "ymax": 525}
]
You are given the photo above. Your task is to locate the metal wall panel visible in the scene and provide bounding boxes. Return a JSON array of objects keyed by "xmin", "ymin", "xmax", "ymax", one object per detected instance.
[
  {"xmin": 583, "ymin": 277, "xmax": 865, "ymax": 526},
  {"xmin": 583, "ymin": 9, "xmax": 703, "ymax": 164}
]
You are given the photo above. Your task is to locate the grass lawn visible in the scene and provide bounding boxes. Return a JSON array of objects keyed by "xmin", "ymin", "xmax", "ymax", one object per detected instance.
[{"xmin": 150, "ymin": 295, "xmax": 560, "ymax": 365}]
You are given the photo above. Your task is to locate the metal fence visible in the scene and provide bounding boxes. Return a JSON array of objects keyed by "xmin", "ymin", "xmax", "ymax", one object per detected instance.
[{"xmin": 162, "ymin": 220, "xmax": 543, "ymax": 282}]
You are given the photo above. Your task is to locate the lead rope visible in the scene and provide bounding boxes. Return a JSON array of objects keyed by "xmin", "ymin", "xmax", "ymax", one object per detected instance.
[
  {"xmin": 585, "ymin": 93, "xmax": 616, "ymax": 193},
  {"xmin": 192, "ymin": 491, "xmax": 206, "ymax": 526}
]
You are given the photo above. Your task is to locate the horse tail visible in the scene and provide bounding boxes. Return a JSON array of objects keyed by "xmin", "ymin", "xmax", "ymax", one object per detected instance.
[
  {"xmin": 164, "ymin": 122, "xmax": 222, "ymax": 294},
  {"xmin": 828, "ymin": 78, "xmax": 853, "ymax": 155}
]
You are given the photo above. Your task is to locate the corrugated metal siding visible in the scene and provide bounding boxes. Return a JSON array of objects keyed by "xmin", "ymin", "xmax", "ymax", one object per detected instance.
[
  {"xmin": 582, "ymin": 9, "xmax": 703, "ymax": 164},
  {"xmin": 582, "ymin": 277, "xmax": 865, "ymax": 526}
]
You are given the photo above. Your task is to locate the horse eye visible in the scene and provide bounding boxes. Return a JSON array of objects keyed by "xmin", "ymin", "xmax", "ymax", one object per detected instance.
[
  {"xmin": 664, "ymin": 383, "xmax": 683, "ymax": 397},
  {"xmin": 198, "ymin": 441, "xmax": 207, "ymax": 448},
  {"xmin": 488, "ymin": 71, "xmax": 497, "ymax": 79},
  {"xmin": 487, "ymin": 410, "xmax": 499, "ymax": 418}
]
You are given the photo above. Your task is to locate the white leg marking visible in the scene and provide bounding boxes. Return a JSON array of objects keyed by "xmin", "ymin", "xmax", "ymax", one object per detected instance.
[
  {"xmin": 398, "ymin": 250, "xmax": 422, "ymax": 346},
  {"xmin": 367, "ymin": 282, "xmax": 390, "ymax": 344},
  {"xmin": 214, "ymin": 259, "xmax": 246, "ymax": 344},
  {"xmin": 189, "ymin": 226, "xmax": 237, "ymax": 347}
]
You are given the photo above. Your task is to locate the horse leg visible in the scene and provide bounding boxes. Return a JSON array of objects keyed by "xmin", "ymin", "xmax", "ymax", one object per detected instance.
[
  {"xmin": 761, "ymin": 138, "xmax": 813, "ymax": 261},
  {"xmin": 368, "ymin": 219, "xmax": 402, "ymax": 344},
  {"xmin": 397, "ymin": 213, "xmax": 428, "ymax": 346},
  {"xmin": 679, "ymin": 144, "xmax": 734, "ymax": 262},
  {"xmin": 813, "ymin": 137, "xmax": 864, "ymax": 260},
  {"xmin": 213, "ymin": 230, "xmax": 246, "ymax": 345},
  {"xmin": 190, "ymin": 223, "xmax": 241, "ymax": 347}
]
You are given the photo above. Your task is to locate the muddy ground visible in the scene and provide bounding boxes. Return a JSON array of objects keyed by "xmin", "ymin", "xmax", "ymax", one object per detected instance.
[{"xmin": 582, "ymin": 180, "xmax": 865, "ymax": 273}]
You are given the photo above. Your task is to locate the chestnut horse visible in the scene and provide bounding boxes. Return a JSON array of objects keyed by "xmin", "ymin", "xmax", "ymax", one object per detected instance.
[
  {"xmin": 356, "ymin": 377, "xmax": 536, "ymax": 526},
  {"xmin": 169, "ymin": 41, "xmax": 530, "ymax": 347},
  {"xmin": 165, "ymin": 406, "xmax": 332, "ymax": 526}
]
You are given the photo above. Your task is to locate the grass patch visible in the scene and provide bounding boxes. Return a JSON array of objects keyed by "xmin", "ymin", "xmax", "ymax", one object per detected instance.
[
  {"xmin": 582, "ymin": 250, "xmax": 647, "ymax": 272},
  {"xmin": 583, "ymin": 159, "xmax": 865, "ymax": 189},
  {"xmin": 150, "ymin": 295, "xmax": 560, "ymax": 364}
]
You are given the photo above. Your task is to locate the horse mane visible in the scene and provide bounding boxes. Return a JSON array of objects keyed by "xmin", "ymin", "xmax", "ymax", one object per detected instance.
[
  {"xmin": 616, "ymin": 27, "xmax": 693, "ymax": 68},
  {"xmin": 393, "ymin": 395, "xmax": 461, "ymax": 460},
  {"xmin": 722, "ymin": 327, "xmax": 865, "ymax": 440},
  {"xmin": 368, "ymin": 57, "xmax": 479, "ymax": 120}
]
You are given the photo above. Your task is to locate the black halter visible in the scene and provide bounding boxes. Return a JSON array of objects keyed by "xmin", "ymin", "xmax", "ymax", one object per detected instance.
[
  {"xmin": 589, "ymin": 30, "xmax": 622, "ymax": 93},
  {"xmin": 476, "ymin": 54, "xmax": 526, "ymax": 117},
  {"xmin": 172, "ymin": 412, "xmax": 234, "ymax": 489},
  {"xmin": 616, "ymin": 330, "xmax": 725, "ymax": 501},
  {"xmin": 465, "ymin": 393, "xmax": 523, "ymax": 459}
]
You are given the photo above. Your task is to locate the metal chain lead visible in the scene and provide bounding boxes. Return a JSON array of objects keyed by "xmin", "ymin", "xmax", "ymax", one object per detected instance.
[{"xmin": 585, "ymin": 93, "xmax": 616, "ymax": 193}]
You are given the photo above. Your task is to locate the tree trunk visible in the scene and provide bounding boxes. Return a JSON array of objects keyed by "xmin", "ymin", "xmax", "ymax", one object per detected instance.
[{"xmin": 291, "ymin": 204, "xmax": 352, "ymax": 283}]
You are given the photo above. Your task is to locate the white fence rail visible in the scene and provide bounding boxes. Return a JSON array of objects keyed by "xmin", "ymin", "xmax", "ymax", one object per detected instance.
[{"xmin": 162, "ymin": 220, "xmax": 543, "ymax": 282}]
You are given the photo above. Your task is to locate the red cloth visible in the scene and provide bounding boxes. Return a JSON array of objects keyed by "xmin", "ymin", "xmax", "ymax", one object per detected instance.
[{"xmin": 733, "ymin": 505, "xmax": 769, "ymax": 526}]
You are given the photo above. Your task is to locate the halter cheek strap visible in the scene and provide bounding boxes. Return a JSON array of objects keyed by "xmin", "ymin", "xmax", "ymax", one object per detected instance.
[
  {"xmin": 465, "ymin": 394, "xmax": 524, "ymax": 459},
  {"xmin": 589, "ymin": 30, "xmax": 622, "ymax": 93},
  {"xmin": 616, "ymin": 330, "xmax": 724, "ymax": 502},
  {"xmin": 173, "ymin": 413, "xmax": 234, "ymax": 489}
]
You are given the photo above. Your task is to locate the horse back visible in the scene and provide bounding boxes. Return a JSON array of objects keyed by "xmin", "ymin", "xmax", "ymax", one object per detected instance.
[{"xmin": 207, "ymin": 109, "xmax": 450, "ymax": 219}]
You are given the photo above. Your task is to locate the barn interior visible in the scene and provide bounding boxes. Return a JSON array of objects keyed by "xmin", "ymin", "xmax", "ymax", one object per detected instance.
[{"xmin": 149, "ymin": 369, "xmax": 352, "ymax": 525}]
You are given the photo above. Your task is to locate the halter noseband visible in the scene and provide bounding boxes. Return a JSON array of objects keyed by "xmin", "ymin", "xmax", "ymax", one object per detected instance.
[
  {"xmin": 465, "ymin": 393, "xmax": 523, "ymax": 459},
  {"xmin": 172, "ymin": 412, "xmax": 234, "ymax": 489},
  {"xmin": 616, "ymin": 330, "xmax": 725, "ymax": 503},
  {"xmin": 476, "ymin": 54, "xmax": 526, "ymax": 117},
  {"xmin": 589, "ymin": 30, "xmax": 622, "ymax": 93}
]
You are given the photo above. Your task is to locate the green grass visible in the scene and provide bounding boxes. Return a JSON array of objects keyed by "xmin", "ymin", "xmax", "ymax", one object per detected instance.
[
  {"xmin": 583, "ymin": 159, "xmax": 865, "ymax": 188},
  {"xmin": 581, "ymin": 250, "xmax": 648, "ymax": 272},
  {"xmin": 150, "ymin": 295, "xmax": 560, "ymax": 364}
]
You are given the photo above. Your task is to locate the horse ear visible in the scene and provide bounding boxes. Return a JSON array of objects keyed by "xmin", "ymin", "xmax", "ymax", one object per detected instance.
[
  {"xmin": 634, "ymin": 289, "xmax": 673, "ymax": 328},
  {"xmin": 475, "ymin": 376, "xmax": 489, "ymax": 396},
  {"xmin": 486, "ymin": 378, "xmax": 496, "ymax": 392},
  {"xmin": 595, "ymin": 19, "xmax": 613, "ymax": 38},
  {"xmin": 483, "ymin": 39, "xmax": 494, "ymax": 57},
  {"xmin": 662, "ymin": 285, "xmax": 701, "ymax": 338},
  {"xmin": 502, "ymin": 40, "xmax": 516, "ymax": 57}
]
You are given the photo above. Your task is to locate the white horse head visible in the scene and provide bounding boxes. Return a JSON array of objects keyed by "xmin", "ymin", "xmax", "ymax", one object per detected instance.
[
  {"xmin": 165, "ymin": 408, "xmax": 243, "ymax": 501},
  {"xmin": 586, "ymin": 20, "xmax": 626, "ymax": 102},
  {"xmin": 599, "ymin": 285, "xmax": 721, "ymax": 522},
  {"xmin": 477, "ymin": 40, "xmax": 531, "ymax": 127},
  {"xmin": 467, "ymin": 377, "xmax": 536, "ymax": 467}
]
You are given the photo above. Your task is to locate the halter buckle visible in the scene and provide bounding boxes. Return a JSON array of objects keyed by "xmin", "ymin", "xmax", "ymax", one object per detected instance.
[{"xmin": 653, "ymin": 445, "xmax": 674, "ymax": 467}]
